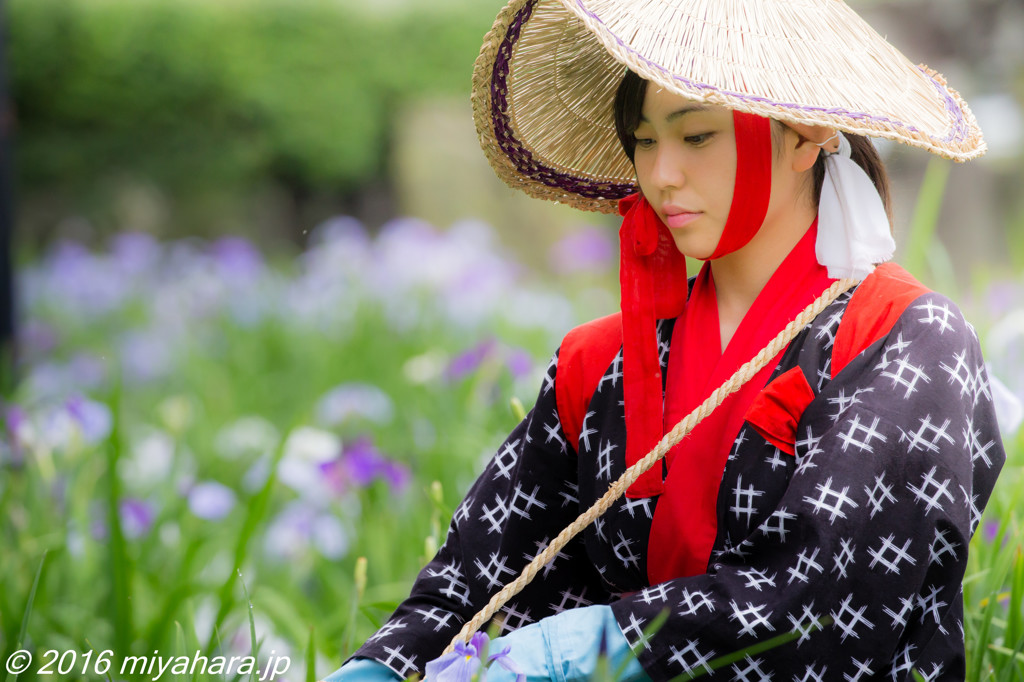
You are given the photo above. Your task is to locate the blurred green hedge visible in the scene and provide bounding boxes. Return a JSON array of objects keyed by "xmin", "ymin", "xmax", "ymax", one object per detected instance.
[{"xmin": 9, "ymin": 0, "xmax": 496, "ymax": 236}]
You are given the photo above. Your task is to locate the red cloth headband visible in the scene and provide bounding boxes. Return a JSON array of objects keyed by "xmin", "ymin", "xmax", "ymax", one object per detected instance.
[{"xmin": 708, "ymin": 112, "xmax": 773, "ymax": 259}]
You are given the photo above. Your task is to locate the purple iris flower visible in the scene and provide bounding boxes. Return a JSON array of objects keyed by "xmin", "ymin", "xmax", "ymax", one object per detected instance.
[
  {"xmin": 211, "ymin": 236, "xmax": 264, "ymax": 284},
  {"xmin": 316, "ymin": 383, "xmax": 394, "ymax": 426},
  {"xmin": 3, "ymin": 405, "xmax": 27, "ymax": 465},
  {"xmin": 486, "ymin": 644, "xmax": 527, "ymax": 682},
  {"xmin": 118, "ymin": 329, "xmax": 173, "ymax": 384},
  {"xmin": 317, "ymin": 436, "xmax": 411, "ymax": 496},
  {"xmin": 341, "ymin": 436, "xmax": 387, "ymax": 487},
  {"xmin": 983, "ymin": 520, "xmax": 1001, "ymax": 544},
  {"xmin": 119, "ymin": 498, "xmax": 155, "ymax": 539},
  {"xmin": 91, "ymin": 517, "xmax": 109, "ymax": 541},
  {"xmin": 425, "ymin": 632, "xmax": 525, "ymax": 682},
  {"xmin": 505, "ymin": 347, "xmax": 534, "ymax": 380},
  {"xmin": 65, "ymin": 395, "xmax": 113, "ymax": 445},
  {"xmin": 19, "ymin": 319, "xmax": 58, "ymax": 358},
  {"xmin": 379, "ymin": 460, "xmax": 411, "ymax": 494},
  {"xmin": 44, "ymin": 240, "xmax": 127, "ymax": 316},
  {"xmin": 446, "ymin": 338, "xmax": 498, "ymax": 382},
  {"xmin": 187, "ymin": 481, "xmax": 237, "ymax": 521},
  {"xmin": 308, "ymin": 215, "xmax": 370, "ymax": 249},
  {"xmin": 111, "ymin": 232, "xmax": 162, "ymax": 276},
  {"xmin": 301, "ymin": 216, "xmax": 372, "ymax": 293},
  {"xmin": 446, "ymin": 340, "xmax": 537, "ymax": 386},
  {"xmin": 263, "ymin": 500, "xmax": 349, "ymax": 561},
  {"xmin": 5, "ymin": 404, "xmax": 27, "ymax": 440},
  {"xmin": 426, "ymin": 645, "xmax": 480, "ymax": 682},
  {"xmin": 317, "ymin": 456, "xmax": 348, "ymax": 496},
  {"xmin": 24, "ymin": 362, "xmax": 70, "ymax": 402},
  {"xmin": 67, "ymin": 353, "xmax": 109, "ymax": 391},
  {"xmin": 549, "ymin": 226, "xmax": 615, "ymax": 273}
]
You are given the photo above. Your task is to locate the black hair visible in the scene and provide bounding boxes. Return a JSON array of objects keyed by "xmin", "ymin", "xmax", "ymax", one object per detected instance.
[
  {"xmin": 612, "ymin": 69, "xmax": 894, "ymax": 229},
  {"xmin": 613, "ymin": 69, "xmax": 648, "ymax": 165}
]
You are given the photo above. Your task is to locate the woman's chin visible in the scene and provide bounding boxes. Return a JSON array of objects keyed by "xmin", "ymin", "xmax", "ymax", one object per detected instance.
[{"xmin": 669, "ymin": 233, "xmax": 717, "ymax": 260}]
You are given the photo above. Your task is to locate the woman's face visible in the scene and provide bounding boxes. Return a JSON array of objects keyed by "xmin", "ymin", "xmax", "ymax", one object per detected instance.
[{"xmin": 632, "ymin": 87, "xmax": 739, "ymax": 259}]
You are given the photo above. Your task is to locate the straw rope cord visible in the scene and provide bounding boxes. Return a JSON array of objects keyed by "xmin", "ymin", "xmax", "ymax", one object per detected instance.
[{"xmin": 444, "ymin": 276, "xmax": 857, "ymax": 653}]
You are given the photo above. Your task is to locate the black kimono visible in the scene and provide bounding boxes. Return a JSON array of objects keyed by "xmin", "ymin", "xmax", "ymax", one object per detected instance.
[{"xmin": 352, "ymin": 286, "xmax": 1005, "ymax": 681}]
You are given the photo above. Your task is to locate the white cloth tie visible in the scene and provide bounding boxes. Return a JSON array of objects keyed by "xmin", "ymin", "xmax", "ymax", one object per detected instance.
[{"xmin": 816, "ymin": 133, "xmax": 896, "ymax": 280}]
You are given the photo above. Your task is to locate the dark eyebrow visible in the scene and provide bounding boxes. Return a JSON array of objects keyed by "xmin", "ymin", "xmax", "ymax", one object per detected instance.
[{"xmin": 639, "ymin": 104, "xmax": 710, "ymax": 124}]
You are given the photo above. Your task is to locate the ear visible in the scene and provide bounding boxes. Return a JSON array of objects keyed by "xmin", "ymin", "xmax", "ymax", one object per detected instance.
[{"xmin": 782, "ymin": 122, "xmax": 835, "ymax": 173}]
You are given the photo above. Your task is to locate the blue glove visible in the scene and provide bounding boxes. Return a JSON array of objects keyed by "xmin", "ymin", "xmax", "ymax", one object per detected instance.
[
  {"xmin": 322, "ymin": 657, "xmax": 402, "ymax": 682},
  {"xmin": 474, "ymin": 605, "xmax": 651, "ymax": 682}
]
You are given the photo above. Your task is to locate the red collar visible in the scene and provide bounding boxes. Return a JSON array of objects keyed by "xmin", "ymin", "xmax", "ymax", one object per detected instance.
[{"xmin": 647, "ymin": 220, "xmax": 834, "ymax": 583}]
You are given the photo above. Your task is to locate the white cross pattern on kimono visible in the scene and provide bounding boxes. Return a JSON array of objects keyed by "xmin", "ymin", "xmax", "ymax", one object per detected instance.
[{"xmin": 350, "ymin": 290, "xmax": 1005, "ymax": 680}]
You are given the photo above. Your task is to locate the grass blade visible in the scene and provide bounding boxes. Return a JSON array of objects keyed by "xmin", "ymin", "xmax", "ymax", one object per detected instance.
[
  {"xmin": 305, "ymin": 627, "xmax": 316, "ymax": 682},
  {"xmin": 902, "ymin": 157, "xmax": 951, "ymax": 282},
  {"xmin": 205, "ymin": 431, "xmax": 289, "ymax": 657},
  {"xmin": 175, "ymin": 621, "xmax": 188, "ymax": 682},
  {"xmin": 342, "ymin": 557, "xmax": 367, "ymax": 655},
  {"xmin": 971, "ymin": 574, "xmax": 1004, "ymax": 681},
  {"xmin": 2, "ymin": 550, "xmax": 47, "ymax": 682},
  {"xmin": 237, "ymin": 570, "xmax": 259, "ymax": 682},
  {"xmin": 104, "ymin": 379, "xmax": 134, "ymax": 654}
]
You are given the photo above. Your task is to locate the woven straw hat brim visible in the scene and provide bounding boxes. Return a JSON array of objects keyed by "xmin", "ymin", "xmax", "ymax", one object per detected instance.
[{"xmin": 473, "ymin": 0, "xmax": 986, "ymax": 214}]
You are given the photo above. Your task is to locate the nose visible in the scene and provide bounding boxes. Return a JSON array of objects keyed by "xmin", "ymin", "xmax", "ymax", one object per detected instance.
[{"xmin": 647, "ymin": 142, "xmax": 686, "ymax": 193}]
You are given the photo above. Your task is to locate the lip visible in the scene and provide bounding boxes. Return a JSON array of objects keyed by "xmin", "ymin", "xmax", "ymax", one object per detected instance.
[{"xmin": 662, "ymin": 205, "xmax": 702, "ymax": 229}]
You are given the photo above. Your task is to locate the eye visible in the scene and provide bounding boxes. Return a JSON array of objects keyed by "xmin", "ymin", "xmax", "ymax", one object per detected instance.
[
  {"xmin": 684, "ymin": 132, "xmax": 714, "ymax": 146},
  {"xmin": 633, "ymin": 136, "xmax": 655, "ymax": 150}
]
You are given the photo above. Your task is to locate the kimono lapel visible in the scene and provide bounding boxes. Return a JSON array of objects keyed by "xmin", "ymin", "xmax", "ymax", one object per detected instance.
[{"xmin": 648, "ymin": 220, "xmax": 834, "ymax": 584}]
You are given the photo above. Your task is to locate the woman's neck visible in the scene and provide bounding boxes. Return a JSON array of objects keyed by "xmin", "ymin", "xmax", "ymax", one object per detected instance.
[{"xmin": 710, "ymin": 203, "xmax": 817, "ymax": 351}]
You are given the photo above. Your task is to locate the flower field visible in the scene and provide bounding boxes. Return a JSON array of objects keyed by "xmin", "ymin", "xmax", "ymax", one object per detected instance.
[{"xmin": 2, "ymin": 212, "xmax": 1024, "ymax": 680}]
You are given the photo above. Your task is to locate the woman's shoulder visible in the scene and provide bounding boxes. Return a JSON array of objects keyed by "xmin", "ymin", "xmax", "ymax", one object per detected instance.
[
  {"xmin": 876, "ymin": 280, "xmax": 975, "ymax": 347},
  {"xmin": 552, "ymin": 312, "xmax": 624, "ymax": 446},
  {"xmin": 555, "ymin": 312, "xmax": 624, "ymax": 383},
  {"xmin": 556, "ymin": 273, "xmax": 696, "ymax": 355},
  {"xmin": 830, "ymin": 264, "xmax": 977, "ymax": 374},
  {"xmin": 561, "ymin": 311, "xmax": 623, "ymax": 346}
]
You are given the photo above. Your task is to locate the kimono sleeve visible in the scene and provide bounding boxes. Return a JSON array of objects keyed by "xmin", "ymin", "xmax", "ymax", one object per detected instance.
[
  {"xmin": 350, "ymin": 349, "xmax": 612, "ymax": 678},
  {"xmin": 610, "ymin": 292, "xmax": 1006, "ymax": 681}
]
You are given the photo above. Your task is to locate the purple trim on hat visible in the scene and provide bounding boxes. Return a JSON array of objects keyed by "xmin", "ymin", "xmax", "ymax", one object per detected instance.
[
  {"xmin": 491, "ymin": 0, "xmax": 636, "ymax": 201},
  {"xmin": 571, "ymin": 0, "xmax": 972, "ymax": 145},
  {"xmin": 921, "ymin": 66, "xmax": 969, "ymax": 144}
]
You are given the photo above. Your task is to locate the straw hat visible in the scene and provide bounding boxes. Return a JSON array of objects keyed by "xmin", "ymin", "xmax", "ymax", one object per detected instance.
[{"xmin": 472, "ymin": 0, "xmax": 986, "ymax": 214}]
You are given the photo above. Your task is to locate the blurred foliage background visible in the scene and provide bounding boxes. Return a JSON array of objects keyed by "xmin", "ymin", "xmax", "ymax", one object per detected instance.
[
  {"xmin": 3, "ymin": 0, "xmax": 1024, "ymax": 679},
  {"xmin": 8, "ymin": 0, "xmax": 1021, "ymax": 277},
  {"xmin": 8, "ymin": 0, "xmax": 516, "ymax": 252}
]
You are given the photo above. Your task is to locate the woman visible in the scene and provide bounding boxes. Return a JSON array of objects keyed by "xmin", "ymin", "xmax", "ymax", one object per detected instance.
[{"xmin": 328, "ymin": 0, "xmax": 1005, "ymax": 679}]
